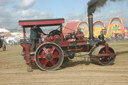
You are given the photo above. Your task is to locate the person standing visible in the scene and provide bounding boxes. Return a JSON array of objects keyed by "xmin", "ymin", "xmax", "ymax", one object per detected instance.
[{"xmin": 30, "ymin": 25, "xmax": 46, "ymax": 51}]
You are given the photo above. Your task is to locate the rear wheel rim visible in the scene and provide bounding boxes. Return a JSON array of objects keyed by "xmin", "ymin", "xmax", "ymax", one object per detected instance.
[{"xmin": 36, "ymin": 43, "xmax": 63, "ymax": 70}]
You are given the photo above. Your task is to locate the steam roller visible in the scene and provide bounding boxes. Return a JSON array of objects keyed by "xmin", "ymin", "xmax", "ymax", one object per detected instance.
[{"xmin": 19, "ymin": 14, "xmax": 116, "ymax": 71}]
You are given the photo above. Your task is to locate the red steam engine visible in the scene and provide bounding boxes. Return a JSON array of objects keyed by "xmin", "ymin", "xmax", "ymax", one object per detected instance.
[{"xmin": 19, "ymin": 15, "xmax": 116, "ymax": 72}]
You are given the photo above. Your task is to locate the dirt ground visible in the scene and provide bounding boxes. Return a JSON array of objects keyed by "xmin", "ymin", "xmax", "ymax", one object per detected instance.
[{"xmin": 0, "ymin": 41, "xmax": 128, "ymax": 85}]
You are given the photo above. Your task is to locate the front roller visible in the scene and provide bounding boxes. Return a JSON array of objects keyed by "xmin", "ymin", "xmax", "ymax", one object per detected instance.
[
  {"xmin": 90, "ymin": 46, "xmax": 116, "ymax": 66},
  {"xmin": 35, "ymin": 42, "xmax": 64, "ymax": 71}
]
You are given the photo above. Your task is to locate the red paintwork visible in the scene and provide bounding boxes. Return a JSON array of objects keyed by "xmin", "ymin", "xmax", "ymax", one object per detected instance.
[
  {"xmin": 21, "ymin": 43, "xmax": 41, "ymax": 65},
  {"xmin": 19, "ymin": 19, "xmax": 64, "ymax": 27},
  {"xmin": 98, "ymin": 53, "xmax": 116, "ymax": 57},
  {"xmin": 43, "ymin": 35, "xmax": 61, "ymax": 44},
  {"xmin": 40, "ymin": 34, "xmax": 44, "ymax": 40},
  {"xmin": 99, "ymin": 43, "xmax": 109, "ymax": 53},
  {"xmin": 54, "ymin": 35, "xmax": 60, "ymax": 41},
  {"xmin": 37, "ymin": 45, "xmax": 61, "ymax": 68},
  {"xmin": 43, "ymin": 36, "xmax": 55, "ymax": 43},
  {"xmin": 19, "ymin": 18, "xmax": 116, "ymax": 71},
  {"xmin": 61, "ymin": 33, "xmax": 64, "ymax": 41},
  {"xmin": 60, "ymin": 42, "xmax": 70, "ymax": 46},
  {"xmin": 60, "ymin": 40, "xmax": 87, "ymax": 47},
  {"xmin": 23, "ymin": 28, "xmax": 26, "ymax": 39},
  {"xmin": 31, "ymin": 56, "xmax": 36, "ymax": 65},
  {"xmin": 76, "ymin": 32, "xmax": 84, "ymax": 40},
  {"xmin": 98, "ymin": 49, "xmax": 112, "ymax": 64},
  {"xmin": 21, "ymin": 44, "xmax": 31, "ymax": 64}
]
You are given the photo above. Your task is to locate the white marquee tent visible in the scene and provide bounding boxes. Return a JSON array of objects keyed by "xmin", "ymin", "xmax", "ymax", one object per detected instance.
[{"xmin": 0, "ymin": 27, "xmax": 10, "ymax": 33}]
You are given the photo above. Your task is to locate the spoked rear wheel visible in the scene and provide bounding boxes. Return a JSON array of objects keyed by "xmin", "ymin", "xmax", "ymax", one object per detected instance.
[{"xmin": 35, "ymin": 42, "xmax": 64, "ymax": 71}]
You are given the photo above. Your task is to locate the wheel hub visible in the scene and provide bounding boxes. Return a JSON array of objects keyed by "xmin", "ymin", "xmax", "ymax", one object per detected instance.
[{"xmin": 47, "ymin": 54, "xmax": 52, "ymax": 60}]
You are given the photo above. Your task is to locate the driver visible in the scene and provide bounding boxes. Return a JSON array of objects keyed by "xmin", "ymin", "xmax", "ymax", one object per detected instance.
[
  {"xmin": 30, "ymin": 25, "xmax": 46, "ymax": 51},
  {"xmin": 30, "ymin": 25, "xmax": 46, "ymax": 41}
]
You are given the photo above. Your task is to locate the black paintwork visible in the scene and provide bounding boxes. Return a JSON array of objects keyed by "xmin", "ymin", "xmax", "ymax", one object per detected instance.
[{"xmin": 19, "ymin": 18, "xmax": 64, "ymax": 22}]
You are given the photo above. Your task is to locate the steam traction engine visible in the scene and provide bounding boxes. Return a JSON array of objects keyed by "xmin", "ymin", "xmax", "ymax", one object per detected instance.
[
  {"xmin": 0, "ymin": 37, "xmax": 6, "ymax": 51},
  {"xmin": 19, "ymin": 16, "xmax": 116, "ymax": 71}
]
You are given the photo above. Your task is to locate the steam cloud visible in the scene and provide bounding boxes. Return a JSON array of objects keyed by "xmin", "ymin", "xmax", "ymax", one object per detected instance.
[{"xmin": 87, "ymin": 0, "xmax": 122, "ymax": 15}]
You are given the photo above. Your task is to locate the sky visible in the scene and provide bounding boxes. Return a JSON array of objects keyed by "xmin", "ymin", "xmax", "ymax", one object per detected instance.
[{"xmin": 0, "ymin": 0, "xmax": 128, "ymax": 30}]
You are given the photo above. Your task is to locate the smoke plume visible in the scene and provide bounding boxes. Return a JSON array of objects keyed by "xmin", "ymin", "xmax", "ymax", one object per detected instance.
[{"xmin": 87, "ymin": 0, "xmax": 122, "ymax": 15}]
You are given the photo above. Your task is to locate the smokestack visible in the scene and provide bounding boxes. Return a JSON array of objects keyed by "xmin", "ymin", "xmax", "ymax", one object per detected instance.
[
  {"xmin": 87, "ymin": 0, "xmax": 124, "ymax": 40},
  {"xmin": 88, "ymin": 14, "xmax": 94, "ymax": 40}
]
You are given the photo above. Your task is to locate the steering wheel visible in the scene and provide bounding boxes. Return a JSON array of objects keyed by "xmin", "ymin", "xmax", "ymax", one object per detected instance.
[
  {"xmin": 40, "ymin": 30, "xmax": 62, "ymax": 41},
  {"xmin": 48, "ymin": 30, "xmax": 61, "ymax": 37}
]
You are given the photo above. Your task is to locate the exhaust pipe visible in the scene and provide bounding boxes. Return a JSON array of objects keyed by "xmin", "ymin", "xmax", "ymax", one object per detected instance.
[{"xmin": 88, "ymin": 14, "xmax": 94, "ymax": 40}]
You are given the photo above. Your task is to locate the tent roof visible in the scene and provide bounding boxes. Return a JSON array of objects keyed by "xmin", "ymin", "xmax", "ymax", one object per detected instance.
[
  {"xmin": 63, "ymin": 21, "xmax": 79, "ymax": 36},
  {"xmin": 0, "ymin": 27, "xmax": 10, "ymax": 33}
]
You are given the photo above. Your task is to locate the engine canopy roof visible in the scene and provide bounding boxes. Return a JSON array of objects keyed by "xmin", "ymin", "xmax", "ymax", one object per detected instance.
[{"xmin": 19, "ymin": 18, "xmax": 65, "ymax": 28}]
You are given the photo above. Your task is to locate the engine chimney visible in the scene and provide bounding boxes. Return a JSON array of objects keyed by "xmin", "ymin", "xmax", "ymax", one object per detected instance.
[{"xmin": 88, "ymin": 14, "xmax": 94, "ymax": 40}]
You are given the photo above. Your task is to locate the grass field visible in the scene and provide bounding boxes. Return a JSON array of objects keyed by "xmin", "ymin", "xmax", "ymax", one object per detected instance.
[{"xmin": 0, "ymin": 41, "xmax": 128, "ymax": 85}]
